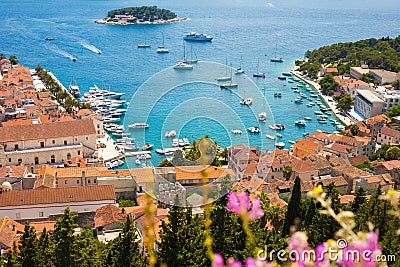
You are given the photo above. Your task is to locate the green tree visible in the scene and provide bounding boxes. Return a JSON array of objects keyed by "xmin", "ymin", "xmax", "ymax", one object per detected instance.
[
  {"xmin": 19, "ymin": 223, "xmax": 38, "ymax": 267},
  {"xmin": 283, "ymin": 165, "xmax": 293, "ymax": 181},
  {"xmin": 335, "ymin": 94, "xmax": 354, "ymax": 113},
  {"xmin": 53, "ymin": 207, "xmax": 78, "ymax": 267},
  {"xmin": 282, "ymin": 176, "xmax": 301, "ymax": 237},
  {"xmin": 386, "ymin": 104, "xmax": 400, "ymax": 118},
  {"xmin": 385, "ymin": 146, "xmax": 400, "ymax": 160},
  {"xmin": 9, "ymin": 55, "xmax": 18, "ymax": 65},
  {"xmin": 393, "ymin": 79, "xmax": 400, "ymax": 90},
  {"xmin": 36, "ymin": 228, "xmax": 54, "ymax": 267},
  {"xmin": 105, "ymin": 215, "xmax": 144, "ymax": 267},
  {"xmin": 350, "ymin": 124, "xmax": 360, "ymax": 136},
  {"xmin": 158, "ymin": 204, "xmax": 208, "ymax": 266},
  {"xmin": 158, "ymin": 158, "xmax": 173, "ymax": 167},
  {"xmin": 352, "ymin": 187, "xmax": 366, "ymax": 213},
  {"xmin": 72, "ymin": 226, "xmax": 105, "ymax": 267},
  {"xmin": 320, "ymin": 74, "xmax": 338, "ymax": 96}
]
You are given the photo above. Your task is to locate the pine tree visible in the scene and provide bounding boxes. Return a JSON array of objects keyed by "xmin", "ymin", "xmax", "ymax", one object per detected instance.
[
  {"xmin": 53, "ymin": 207, "xmax": 78, "ymax": 267},
  {"xmin": 19, "ymin": 223, "xmax": 38, "ymax": 267},
  {"xmin": 158, "ymin": 205, "xmax": 208, "ymax": 266},
  {"xmin": 281, "ymin": 176, "xmax": 301, "ymax": 237},
  {"xmin": 352, "ymin": 187, "xmax": 366, "ymax": 213},
  {"xmin": 36, "ymin": 228, "xmax": 54, "ymax": 267},
  {"xmin": 210, "ymin": 196, "xmax": 247, "ymax": 262},
  {"xmin": 105, "ymin": 215, "xmax": 144, "ymax": 267},
  {"xmin": 72, "ymin": 226, "xmax": 104, "ymax": 266}
]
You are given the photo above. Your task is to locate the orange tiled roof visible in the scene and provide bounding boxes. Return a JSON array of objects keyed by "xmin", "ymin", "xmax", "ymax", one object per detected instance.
[
  {"xmin": 130, "ymin": 168, "xmax": 154, "ymax": 184},
  {"xmin": 0, "ymin": 216, "xmax": 25, "ymax": 248},
  {"xmin": 324, "ymin": 67, "xmax": 338, "ymax": 73},
  {"xmin": 301, "ymin": 176, "xmax": 348, "ymax": 193},
  {"xmin": 0, "ymin": 119, "xmax": 96, "ymax": 142},
  {"xmin": 0, "ymin": 166, "xmax": 26, "ymax": 178},
  {"xmin": 1, "ymin": 119, "xmax": 33, "ymax": 127},
  {"xmin": 30, "ymin": 221, "xmax": 56, "ymax": 233},
  {"xmin": 380, "ymin": 126, "xmax": 399, "ymax": 138},
  {"xmin": 174, "ymin": 165, "xmax": 234, "ymax": 181},
  {"xmin": 0, "ymin": 185, "xmax": 115, "ymax": 207},
  {"xmin": 94, "ymin": 204, "xmax": 126, "ymax": 228}
]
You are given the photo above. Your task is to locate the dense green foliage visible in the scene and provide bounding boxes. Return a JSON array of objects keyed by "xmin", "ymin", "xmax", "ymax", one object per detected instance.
[
  {"xmin": 281, "ymin": 176, "xmax": 301, "ymax": 237},
  {"xmin": 117, "ymin": 198, "xmax": 136, "ymax": 207},
  {"xmin": 386, "ymin": 103, "xmax": 400, "ymax": 118},
  {"xmin": 334, "ymin": 94, "xmax": 354, "ymax": 112},
  {"xmin": 370, "ymin": 144, "xmax": 400, "ymax": 161},
  {"xmin": 35, "ymin": 65, "xmax": 91, "ymax": 113},
  {"xmin": 303, "ymin": 36, "xmax": 400, "ymax": 73},
  {"xmin": 319, "ymin": 74, "xmax": 338, "ymax": 95},
  {"xmin": 107, "ymin": 6, "xmax": 177, "ymax": 21}
]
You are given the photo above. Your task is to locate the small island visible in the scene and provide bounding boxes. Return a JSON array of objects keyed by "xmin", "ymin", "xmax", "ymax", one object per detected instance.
[{"xmin": 95, "ymin": 6, "xmax": 187, "ymax": 25}]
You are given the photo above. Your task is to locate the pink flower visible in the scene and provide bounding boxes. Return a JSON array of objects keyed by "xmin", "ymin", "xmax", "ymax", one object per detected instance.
[
  {"xmin": 227, "ymin": 192, "xmax": 264, "ymax": 221},
  {"xmin": 227, "ymin": 257, "xmax": 243, "ymax": 267},
  {"xmin": 212, "ymin": 253, "xmax": 225, "ymax": 267},
  {"xmin": 315, "ymin": 243, "xmax": 329, "ymax": 266},
  {"xmin": 245, "ymin": 257, "xmax": 273, "ymax": 267}
]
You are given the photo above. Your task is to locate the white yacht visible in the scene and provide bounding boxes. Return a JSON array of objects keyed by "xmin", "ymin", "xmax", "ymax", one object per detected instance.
[
  {"xmin": 240, "ymin": 98, "xmax": 253, "ymax": 105},
  {"xmin": 266, "ymin": 135, "xmax": 276, "ymax": 140},
  {"xmin": 128, "ymin": 123, "xmax": 149, "ymax": 129},
  {"xmin": 231, "ymin": 129, "xmax": 242, "ymax": 134},
  {"xmin": 247, "ymin": 126, "xmax": 260, "ymax": 133},
  {"xmin": 258, "ymin": 112, "xmax": 267, "ymax": 121},
  {"xmin": 220, "ymin": 82, "xmax": 238, "ymax": 89},
  {"xmin": 174, "ymin": 62, "xmax": 193, "ymax": 70}
]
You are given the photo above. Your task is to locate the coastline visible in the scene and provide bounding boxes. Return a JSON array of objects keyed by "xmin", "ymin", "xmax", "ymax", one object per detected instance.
[
  {"xmin": 290, "ymin": 69, "xmax": 352, "ymax": 127},
  {"xmin": 95, "ymin": 17, "xmax": 188, "ymax": 25}
]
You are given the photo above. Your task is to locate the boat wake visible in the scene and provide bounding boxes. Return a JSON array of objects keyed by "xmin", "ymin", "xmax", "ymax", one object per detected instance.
[
  {"xmin": 80, "ymin": 41, "xmax": 102, "ymax": 54},
  {"xmin": 46, "ymin": 44, "xmax": 75, "ymax": 60}
]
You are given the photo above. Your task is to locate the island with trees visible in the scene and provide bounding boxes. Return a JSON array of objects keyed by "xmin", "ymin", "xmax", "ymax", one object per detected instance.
[{"xmin": 95, "ymin": 6, "xmax": 187, "ymax": 25}]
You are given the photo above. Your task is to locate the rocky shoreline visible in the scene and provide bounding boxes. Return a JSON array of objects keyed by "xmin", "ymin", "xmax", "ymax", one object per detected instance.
[{"xmin": 95, "ymin": 17, "xmax": 188, "ymax": 25}]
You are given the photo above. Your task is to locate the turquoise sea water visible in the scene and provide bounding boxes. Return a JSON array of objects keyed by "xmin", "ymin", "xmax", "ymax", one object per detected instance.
[{"xmin": 0, "ymin": 0, "xmax": 399, "ymax": 167}]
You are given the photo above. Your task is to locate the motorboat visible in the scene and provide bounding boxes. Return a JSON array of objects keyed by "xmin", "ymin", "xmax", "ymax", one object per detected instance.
[
  {"xmin": 278, "ymin": 76, "xmax": 286, "ymax": 80},
  {"xmin": 314, "ymin": 110, "xmax": 323, "ymax": 115},
  {"xmin": 310, "ymin": 94, "xmax": 318, "ymax": 98},
  {"xmin": 183, "ymin": 32, "xmax": 213, "ymax": 42},
  {"xmin": 220, "ymin": 82, "xmax": 238, "ymax": 89},
  {"xmin": 275, "ymin": 142, "xmax": 285, "ymax": 149},
  {"xmin": 274, "ymin": 92, "xmax": 282, "ymax": 97},
  {"xmin": 128, "ymin": 123, "xmax": 149, "ymax": 129},
  {"xmin": 247, "ymin": 127, "xmax": 260, "ymax": 133},
  {"xmin": 240, "ymin": 98, "xmax": 253, "ymax": 105},
  {"xmin": 68, "ymin": 77, "xmax": 80, "ymax": 98},
  {"xmin": 136, "ymin": 159, "xmax": 141, "ymax": 165},
  {"xmin": 165, "ymin": 130, "xmax": 177, "ymax": 138},
  {"xmin": 304, "ymin": 117, "xmax": 312, "ymax": 120},
  {"xmin": 172, "ymin": 139, "xmax": 179, "ymax": 147},
  {"xmin": 183, "ymin": 137, "xmax": 190, "ymax": 146},
  {"xmin": 138, "ymin": 43, "xmax": 151, "ymax": 48},
  {"xmin": 174, "ymin": 62, "xmax": 193, "ymax": 70},
  {"xmin": 142, "ymin": 144, "xmax": 154, "ymax": 151},
  {"xmin": 295, "ymin": 98, "xmax": 303, "ymax": 104},
  {"xmin": 282, "ymin": 72, "xmax": 292, "ymax": 77},
  {"xmin": 258, "ymin": 112, "xmax": 267, "ymax": 121},
  {"xmin": 277, "ymin": 133, "xmax": 283, "ymax": 138},
  {"xmin": 44, "ymin": 36, "xmax": 54, "ymax": 41},
  {"xmin": 231, "ymin": 129, "xmax": 242, "ymax": 134},
  {"xmin": 253, "ymin": 72, "xmax": 265, "ymax": 78},
  {"xmin": 295, "ymin": 120, "xmax": 307, "ymax": 126},
  {"xmin": 288, "ymin": 140, "xmax": 296, "ymax": 144},
  {"xmin": 266, "ymin": 134, "xmax": 276, "ymax": 140},
  {"xmin": 71, "ymin": 56, "xmax": 77, "ymax": 61}
]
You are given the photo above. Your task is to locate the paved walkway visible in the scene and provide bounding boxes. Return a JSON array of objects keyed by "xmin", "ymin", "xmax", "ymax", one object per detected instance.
[
  {"xmin": 292, "ymin": 71, "xmax": 354, "ymax": 126},
  {"xmin": 97, "ymin": 133, "xmax": 125, "ymax": 162}
]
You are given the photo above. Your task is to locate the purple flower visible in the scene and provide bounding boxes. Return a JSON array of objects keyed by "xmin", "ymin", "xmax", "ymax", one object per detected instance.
[
  {"xmin": 315, "ymin": 243, "xmax": 329, "ymax": 266},
  {"xmin": 227, "ymin": 257, "xmax": 243, "ymax": 267},
  {"xmin": 227, "ymin": 192, "xmax": 264, "ymax": 220}
]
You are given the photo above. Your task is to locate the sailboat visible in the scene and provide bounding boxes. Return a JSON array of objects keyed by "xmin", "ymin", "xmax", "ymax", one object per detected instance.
[
  {"xmin": 235, "ymin": 56, "xmax": 245, "ymax": 74},
  {"xmin": 270, "ymin": 44, "xmax": 283, "ymax": 62},
  {"xmin": 253, "ymin": 59, "xmax": 265, "ymax": 78},
  {"xmin": 258, "ymin": 89, "xmax": 267, "ymax": 121},
  {"xmin": 217, "ymin": 57, "xmax": 231, "ymax": 81},
  {"xmin": 137, "ymin": 37, "xmax": 150, "ymax": 48},
  {"xmin": 220, "ymin": 64, "xmax": 238, "ymax": 89},
  {"xmin": 183, "ymin": 45, "xmax": 198, "ymax": 64},
  {"xmin": 174, "ymin": 42, "xmax": 193, "ymax": 70},
  {"xmin": 156, "ymin": 33, "xmax": 169, "ymax": 53}
]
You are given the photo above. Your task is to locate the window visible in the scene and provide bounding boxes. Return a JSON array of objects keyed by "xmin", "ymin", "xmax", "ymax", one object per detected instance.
[
  {"xmin": 93, "ymin": 179, "xmax": 96, "ymax": 184},
  {"xmin": 8, "ymin": 158, "xmax": 11, "ymax": 163},
  {"xmin": 34, "ymin": 157, "xmax": 39, "ymax": 165},
  {"xmin": 16, "ymin": 213, "xmax": 21, "ymax": 219},
  {"xmin": 64, "ymin": 180, "xmax": 67, "ymax": 184},
  {"xmin": 88, "ymin": 179, "xmax": 91, "ymax": 184},
  {"xmin": 75, "ymin": 138, "xmax": 77, "ymax": 141},
  {"xmin": 77, "ymin": 180, "xmax": 80, "ymax": 184},
  {"xmin": 67, "ymin": 153, "xmax": 71, "ymax": 160},
  {"xmin": 77, "ymin": 150, "xmax": 81, "ymax": 156},
  {"xmin": 50, "ymin": 155, "xmax": 55, "ymax": 164},
  {"xmin": 40, "ymin": 141, "xmax": 44, "ymax": 148},
  {"xmin": 39, "ymin": 212, "xmax": 44, "ymax": 217},
  {"xmin": 64, "ymin": 140, "xmax": 67, "ymax": 145},
  {"xmin": 18, "ymin": 159, "xmax": 22, "ymax": 165},
  {"xmin": 52, "ymin": 140, "xmax": 55, "ymax": 144},
  {"xmin": 14, "ymin": 144, "xmax": 18, "ymax": 150},
  {"xmin": 85, "ymin": 137, "xmax": 89, "ymax": 140}
]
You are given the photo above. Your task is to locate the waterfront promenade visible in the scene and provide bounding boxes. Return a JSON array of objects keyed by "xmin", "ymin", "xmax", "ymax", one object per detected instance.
[{"xmin": 291, "ymin": 71, "xmax": 353, "ymax": 127}]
